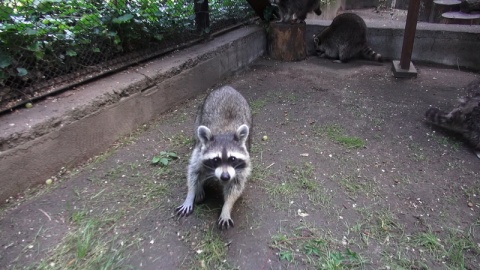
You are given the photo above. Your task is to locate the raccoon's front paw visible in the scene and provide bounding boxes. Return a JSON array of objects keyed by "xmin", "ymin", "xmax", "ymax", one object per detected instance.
[
  {"xmin": 217, "ymin": 216, "xmax": 234, "ymax": 230},
  {"xmin": 175, "ymin": 203, "xmax": 193, "ymax": 217}
]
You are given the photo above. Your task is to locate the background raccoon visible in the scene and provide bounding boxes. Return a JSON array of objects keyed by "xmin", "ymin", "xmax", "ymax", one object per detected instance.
[
  {"xmin": 175, "ymin": 85, "xmax": 252, "ymax": 229},
  {"xmin": 313, "ymin": 13, "xmax": 382, "ymax": 63},
  {"xmin": 270, "ymin": 0, "xmax": 321, "ymax": 23},
  {"xmin": 425, "ymin": 79, "xmax": 480, "ymax": 159}
]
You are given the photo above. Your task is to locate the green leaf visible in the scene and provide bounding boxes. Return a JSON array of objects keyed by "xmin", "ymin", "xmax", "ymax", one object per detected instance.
[
  {"xmin": 152, "ymin": 156, "xmax": 161, "ymax": 164},
  {"xmin": 26, "ymin": 42, "xmax": 42, "ymax": 52},
  {"xmin": 0, "ymin": 54, "xmax": 12, "ymax": 68},
  {"xmin": 66, "ymin": 49, "xmax": 77, "ymax": 57},
  {"xmin": 24, "ymin": 28, "xmax": 38, "ymax": 35},
  {"xmin": 113, "ymin": 14, "xmax": 134, "ymax": 24},
  {"xmin": 92, "ymin": 47, "xmax": 101, "ymax": 53},
  {"xmin": 167, "ymin": 152, "xmax": 178, "ymax": 159},
  {"xmin": 17, "ymin": 68, "xmax": 28, "ymax": 77},
  {"xmin": 0, "ymin": 6, "xmax": 13, "ymax": 20},
  {"xmin": 159, "ymin": 158, "xmax": 169, "ymax": 166},
  {"xmin": 153, "ymin": 34, "xmax": 163, "ymax": 41},
  {"xmin": 34, "ymin": 51, "xmax": 45, "ymax": 60}
]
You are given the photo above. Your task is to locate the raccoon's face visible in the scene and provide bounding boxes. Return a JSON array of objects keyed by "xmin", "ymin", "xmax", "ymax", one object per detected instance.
[
  {"xmin": 197, "ymin": 125, "xmax": 250, "ymax": 182},
  {"xmin": 202, "ymin": 149, "xmax": 248, "ymax": 182},
  {"xmin": 313, "ymin": 35, "xmax": 324, "ymax": 53}
]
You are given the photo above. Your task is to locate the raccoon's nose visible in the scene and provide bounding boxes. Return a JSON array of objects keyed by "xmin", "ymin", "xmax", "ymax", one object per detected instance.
[{"xmin": 220, "ymin": 172, "xmax": 230, "ymax": 181}]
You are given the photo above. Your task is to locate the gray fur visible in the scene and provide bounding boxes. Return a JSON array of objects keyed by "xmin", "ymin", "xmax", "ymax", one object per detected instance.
[
  {"xmin": 313, "ymin": 13, "xmax": 382, "ymax": 63},
  {"xmin": 175, "ymin": 85, "xmax": 252, "ymax": 229},
  {"xmin": 270, "ymin": 0, "xmax": 321, "ymax": 23},
  {"xmin": 425, "ymin": 79, "xmax": 480, "ymax": 158}
]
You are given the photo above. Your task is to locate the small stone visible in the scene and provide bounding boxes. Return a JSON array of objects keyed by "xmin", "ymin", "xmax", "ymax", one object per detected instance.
[
  {"xmin": 262, "ymin": 135, "xmax": 268, "ymax": 141},
  {"xmin": 467, "ymin": 202, "xmax": 473, "ymax": 208},
  {"xmin": 45, "ymin": 179, "xmax": 53, "ymax": 185},
  {"xmin": 25, "ymin": 102, "xmax": 33, "ymax": 109}
]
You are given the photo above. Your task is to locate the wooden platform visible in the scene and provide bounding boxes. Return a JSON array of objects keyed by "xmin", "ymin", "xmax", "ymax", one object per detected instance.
[
  {"xmin": 434, "ymin": 0, "xmax": 461, "ymax": 5},
  {"xmin": 441, "ymin": 11, "xmax": 480, "ymax": 24}
]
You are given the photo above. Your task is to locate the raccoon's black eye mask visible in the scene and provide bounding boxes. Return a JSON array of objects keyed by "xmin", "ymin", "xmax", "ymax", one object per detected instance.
[{"xmin": 203, "ymin": 156, "xmax": 247, "ymax": 169}]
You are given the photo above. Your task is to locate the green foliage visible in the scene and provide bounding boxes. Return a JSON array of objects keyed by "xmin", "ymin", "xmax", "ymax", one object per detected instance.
[
  {"xmin": 151, "ymin": 151, "xmax": 178, "ymax": 166},
  {"xmin": 0, "ymin": 0, "xmax": 251, "ymax": 87}
]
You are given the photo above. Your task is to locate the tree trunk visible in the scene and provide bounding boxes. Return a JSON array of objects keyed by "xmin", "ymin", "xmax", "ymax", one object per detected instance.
[
  {"xmin": 460, "ymin": 0, "xmax": 480, "ymax": 13},
  {"xmin": 267, "ymin": 22, "xmax": 306, "ymax": 61}
]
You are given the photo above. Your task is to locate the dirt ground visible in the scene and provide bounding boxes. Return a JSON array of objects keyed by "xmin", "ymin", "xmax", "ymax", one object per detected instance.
[{"xmin": 1, "ymin": 56, "xmax": 479, "ymax": 269}]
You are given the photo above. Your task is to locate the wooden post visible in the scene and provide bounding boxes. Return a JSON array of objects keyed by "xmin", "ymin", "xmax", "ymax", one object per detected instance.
[
  {"xmin": 400, "ymin": 0, "xmax": 421, "ymax": 69},
  {"xmin": 392, "ymin": 0, "xmax": 420, "ymax": 78},
  {"xmin": 195, "ymin": 0, "xmax": 210, "ymax": 34},
  {"xmin": 267, "ymin": 22, "xmax": 306, "ymax": 61}
]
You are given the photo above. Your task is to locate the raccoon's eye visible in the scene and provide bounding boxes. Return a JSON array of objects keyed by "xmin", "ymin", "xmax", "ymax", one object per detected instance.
[
  {"xmin": 213, "ymin": 157, "xmax": 221, "ymax": 163},
  {"xmin": 228, "ymin": 156, "xmax": 236, "ymax": 162}
]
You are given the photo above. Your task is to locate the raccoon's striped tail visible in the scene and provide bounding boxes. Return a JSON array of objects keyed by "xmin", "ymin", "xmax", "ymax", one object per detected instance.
[
  {"xmin": 425, "ymin": 107, "xmax": 466, "ymax": 133},
  {"xmin": 361, "ymin": 46, "xmax": 383, "ymax": 62}
]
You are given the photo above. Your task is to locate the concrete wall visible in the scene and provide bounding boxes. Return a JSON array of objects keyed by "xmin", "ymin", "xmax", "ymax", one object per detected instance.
[
  {"xmin": 306, "ymin": 20, "xmax": 480, "ymax": 70},
  {"xmin": 0, "ymin": 26, "xmax": 266, "ymax": 204}
]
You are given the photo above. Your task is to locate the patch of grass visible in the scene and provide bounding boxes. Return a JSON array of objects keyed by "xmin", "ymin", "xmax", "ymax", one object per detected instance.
[
  {"xmin": 192, "ymin": 229, "xmax": 232, "ymax": 269},
  {"xmin": 169, "ymin": 133, "xmax": 194, "ymax": 147},
  {"xmin": 290, "ymin": 163, "xmax": 333, "ymax": 206},
  {"xmin": 443, "ymin": 227, "xmax": 480, "ymax": 268},
  {"xmin": 381, "ymin": 249, "xmax": 427, "ymax": 270},
  {"xmin": 35, "ymin": 211, "xmax": 137, "ymax": 270},
  {"xmin": 314, "ymin": 124, "xmax": 365, "ymax": 149},
  {"xmin": 431, "ymin": 133, "xmax": 461, "ymax": 150},
  {"xmin": 408, "ymin": 143, "xmax": 427, "ymax": 162},
  {"xmin": 140, "ymin": 181, "xmax": 170, "ymax": 202},
  {"xmin": 250, "ymin": 99, "xmax": 267, "ymax": 114},
  {"xmin": 411, "ymin": 231, "xmax": 445, "ymax": 259},
  {"xmin": 338, "ymin": 175, "xmax": 377, "ymax": 198},
  {"xmin": 250, "ymin": 162, "xmax": 273, "ymax": 183},
  {"xmin": 355, "ymin": 207, "xmax": 403, "ymax": 245},
  {"xmin": 270, "ymin": 226, "xmax": 366, "ymax": 269}
]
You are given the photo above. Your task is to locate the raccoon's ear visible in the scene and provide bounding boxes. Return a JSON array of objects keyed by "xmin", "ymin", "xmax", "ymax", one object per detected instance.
[
  {"xmin": 197, "ymin": 126, "xmax": 213, "ymax": 145},
  {"xmin": 235, "ymin": 124, "xmax": 249, "ymax": 144}
]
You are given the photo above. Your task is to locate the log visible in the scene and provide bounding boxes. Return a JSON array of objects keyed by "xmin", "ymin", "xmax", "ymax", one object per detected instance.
[
  {"xmin": 267, "ymin": 22, "xmax": 306, "ymax": 61},
  {"xmin": 460, "ymin": 0, "xmax": 480, "ymax": 12}
]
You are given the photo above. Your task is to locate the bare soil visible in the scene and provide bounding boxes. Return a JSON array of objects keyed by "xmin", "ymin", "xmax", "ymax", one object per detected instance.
[{"xmin": 1, "ymin": 57, "xmax": 479, "ymax": 269}]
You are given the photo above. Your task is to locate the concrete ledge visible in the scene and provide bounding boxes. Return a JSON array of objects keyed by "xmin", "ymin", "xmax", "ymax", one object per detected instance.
[
  {"xmin": 0, "ymin": 26, "xmax": 266, "ymax": 203},
  {"xmin": 306, "ymin": 19, "xmax": 480, "ymax": 70}
]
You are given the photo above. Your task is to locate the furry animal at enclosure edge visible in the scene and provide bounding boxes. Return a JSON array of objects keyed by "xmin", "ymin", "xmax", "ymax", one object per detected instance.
[
  {"xmin": 425, "ymin": 79, "xmax": 480, "ymax": 159},
  {"xmin": 175, "ymin": 85, "xmax": 252, "ymax": 229},
  {"xmin": 313, "ymin": 13, "xmax": 383, "ymax": 63},
  {"xmin": 270, "ymin": 0, "xmax": 322, "ymax": 23}
]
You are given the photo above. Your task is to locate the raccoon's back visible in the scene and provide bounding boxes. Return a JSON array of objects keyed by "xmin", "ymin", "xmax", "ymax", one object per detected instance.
[
  {"xmin": 196, "ymin": 86, "xmax": 252, "ymax": 134},
  {"xmin": 318, "ymin": 13, "xmax": 367, "ymax": 49}
]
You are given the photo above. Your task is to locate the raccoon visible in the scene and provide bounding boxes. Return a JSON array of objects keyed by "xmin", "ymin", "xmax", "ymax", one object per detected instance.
[
  {"xmin": 313, "ymin": 13, "xmax": 382, "ymax": 63},
  {"xmin": 270, "ymin": 0, "xmax": 322, "ymax": 23},
  {"xmin": 175, "ymin": 85, "xmax": 252, "ymax": 229},
  {"xmin": 425, "ymin": 79, "xmax": 480, "ymax": 159}
]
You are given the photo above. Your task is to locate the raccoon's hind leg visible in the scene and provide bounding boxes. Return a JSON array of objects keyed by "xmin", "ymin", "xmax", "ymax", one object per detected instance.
[{"xmin": 217, "ymin": 181, "xmax": 246, "ymax": 230}]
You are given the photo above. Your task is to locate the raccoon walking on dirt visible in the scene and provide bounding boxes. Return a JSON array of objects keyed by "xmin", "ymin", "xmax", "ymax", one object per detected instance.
[
  {"xmin": 270, "ymin": 0, "xmax": 322, "ymax": 23},
  {"xmin": 313, "ymin": 13, "xmax": 382, "ymax": 63},
  {"xmin": 175, "ymin": 86, "xmax": 252, "ymax": 229},
  {"xmin": 425, "ymin": 79, "xmax": 480, "ymax": 159}
]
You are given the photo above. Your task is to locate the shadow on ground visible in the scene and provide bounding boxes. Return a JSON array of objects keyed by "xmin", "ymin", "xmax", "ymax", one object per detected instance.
[{"xmin": 1, "ymin": 57, "xmax": 479, "ymax": 269}]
